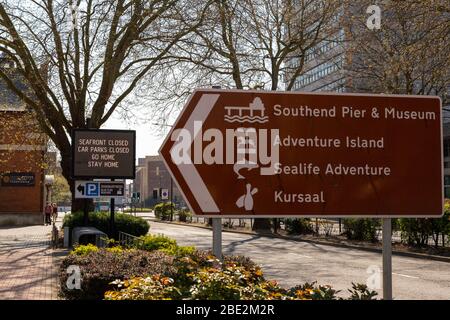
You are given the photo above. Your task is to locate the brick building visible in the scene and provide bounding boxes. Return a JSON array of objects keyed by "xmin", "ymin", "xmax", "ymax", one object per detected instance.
[{"xmin": 0, "ymin": 57, "xmax": 47, "ymax": 225}]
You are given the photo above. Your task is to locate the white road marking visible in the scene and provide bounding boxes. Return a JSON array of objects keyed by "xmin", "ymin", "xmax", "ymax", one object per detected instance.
[
  {"xmin": 287, "ymin": 252, "xmax": 313, "ymax": 259},
  {"xmin": 392, "ymin": 272, "xmax": 420, "ymax": 279}
]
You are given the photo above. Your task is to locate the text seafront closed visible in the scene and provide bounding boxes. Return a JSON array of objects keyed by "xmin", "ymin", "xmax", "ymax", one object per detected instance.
[
  {"xmin": 72, "ymin": 129, "xmax": 136, "ymax": 179},
  {"xmin": 160, "ymin": 89, "xmax": 443, "ymax": 218}
]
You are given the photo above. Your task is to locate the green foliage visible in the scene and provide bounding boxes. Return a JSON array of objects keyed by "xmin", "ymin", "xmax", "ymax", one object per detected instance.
[
  {"xmin": 287, "ymin": 282, "xmax": 340, "ymax": 300},
  {"xmin": 104, "ymin": 269, "xmax": 373, "ymax": 300},
  {"xmin": 134, "ymin": 234, "xmax": 195, "ymax": 256},
  {"xmin": 51, "ymin": 174, "xmax": 71, "ymax": 204},
  {"xmin": 61, "ymin": 234, "xmax": 381, "ymax": 301},
  {"xmin": 398, "ymin": 201, "xmax": 450, "ymax": 247},
  {"xmin": 398, "ymin": 218, "xmax": 431, "ymax": 247},
  {"xmin": 105, "ymin": 276, "xmax": 181, "ymax": 300},
  {"xmin": 135, "ymin": 234, "xmax": 177, "ymax": 251},
  {"xmin": 63, "ymin": 211, "xmax": 149, "ymax": 238},
  {"xmin": 170, "ymin": 245, "xmax": 196, "ymax": 257},
  {"xmin": 347, "ymin": 283, "xmax": 378, "ymax": 300},
  {"xmin": 154, "ymin": 202, "xmax": 175, "ymax": 221},
  {"xmin": 189, "ymin": 266, "xmax": 251, "ymax": 300},
  {"xmin": 70, "ymin": 244, "xmax": 99, "ymax": 256},
  {"xmin": 284, "ymin": 218, "xmax": 314, "ymax": 235},
  {"xmin": 106, "ymin": 246, "xmax": 127, "ymax": 254},
  {"xmin": 343, "ymin": 219, "xmax": 380, "ymax": 242},
  {"xmin": 177, "ymin": 208, "xmax": 192, "ymax": 222}
]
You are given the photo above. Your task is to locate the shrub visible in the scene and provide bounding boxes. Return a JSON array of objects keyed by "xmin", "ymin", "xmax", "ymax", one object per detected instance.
[
  {"xmin": 187, "ymin": 264, "xmax": 280, "ymax": 300},
  {"xmin": 398, "ymin": 201, "xmax": 450, "ymax": 247},
  {"xmin": 347, "ymin": 283, "xmax": 378, "ymax": 300},
  {"xmin": 154, "ymin": 202, "xmax": 175, "ymax": 221},
  {"xmin": 61, "ymin": 234, "xmax": 381, "ymax": 301},
  {"xmin": 189, "ymin": 266, "xmax": 249, "ymax": 300},
  {"xmin": 63, "ymin": 211, "xmax": 149, "ymax": 238},
  {"xmin": 70, "ymin": 244, "xmax": 99, "ymax": 256},
  {"xmin": 135, "ymin": 234, "xmax": 177, "ymax": 251},
  {"xmin": 287, "ymin": 282, "xmax": 340, "ymax": 300},
  {"xmin": 105, "ymin": 264, "xmax": 273, "ymax": 300},
  {"xmin": 106, "ymin": 246, "xmax": 127, "ymax": 254},
  {"xmin": 60, "ymin": 249, "xmax": 176, "ymax": 300},
  {"xmin": 134, "ymin": 234, "xmax": 195, "ymax": 257},
  {"xmin": 105, "ymin": 276, "xmax": 181, "ymax": 300},
  {"xmin": 105, "ymin": 272, "xmax": 374, "ymax": 300},
  {"xmin": 177, "ymin": 208, "xmax": 192, "ymax": 222},
  {"xmin": 398, "ymin": 218, "xmax": 432, "ymax": 247},
  {"xmin": 285, "ymin": 218, "xmax": 314, "ymax": 235},
  {"xmin": 343, "ymin": 219, "xmax": 380, "ymax": 242}
]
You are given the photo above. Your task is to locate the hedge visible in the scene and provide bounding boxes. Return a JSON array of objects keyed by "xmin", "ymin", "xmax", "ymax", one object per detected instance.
[
  {"xmin": 63, "ymin": 211, "xmax": 149, "ymax": 238},
  {"xmin": 154, "ymin": 202, "xmax": 175, "ymax": 221},
  {"xmin": 343, "ymin": 218, "xmax": 380, "ymax": 242}
]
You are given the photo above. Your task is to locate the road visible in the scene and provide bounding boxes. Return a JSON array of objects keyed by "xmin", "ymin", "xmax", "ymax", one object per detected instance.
[{"xmin": 148, "ymin": 221, "xmax": 450, "ymax": 300}]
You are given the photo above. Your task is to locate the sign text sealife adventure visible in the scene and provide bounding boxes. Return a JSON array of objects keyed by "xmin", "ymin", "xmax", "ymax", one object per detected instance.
[{"xmin": 159, "ymin": 89, "xmax": 443, "ymax": 217}]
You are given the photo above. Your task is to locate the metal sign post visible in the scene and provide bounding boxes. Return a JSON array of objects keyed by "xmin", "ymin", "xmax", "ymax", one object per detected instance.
[
  {"xmin": 212, "ymin": 218, "xmax": 222, "ymax": 261},
  {"xmin": 110, "ymin": 196, "xmax": 116, "ymax": 238},
  {"xmin": 382, "ymin": 218, "xmax": 393, "ymax": 300}
]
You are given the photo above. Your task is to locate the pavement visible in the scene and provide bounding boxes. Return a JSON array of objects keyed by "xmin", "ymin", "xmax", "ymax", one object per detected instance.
[
  {"xmin": 0, "ymin": 222, "xmax": 64, "ymax": 300},
  {"xmin": 148, "ymin": 220, "xmax": 450, "ymax": 300}
]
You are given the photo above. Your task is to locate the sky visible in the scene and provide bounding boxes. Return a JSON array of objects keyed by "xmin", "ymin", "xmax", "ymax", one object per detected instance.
[{"xmin": 103, "ymin": 111, "xmax": 176, "ymax": 161}]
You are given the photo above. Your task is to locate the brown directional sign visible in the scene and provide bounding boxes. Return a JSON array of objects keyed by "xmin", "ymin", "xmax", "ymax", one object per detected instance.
[
  {"xmin": 72, "ymin": 129, "xmax": 136, "ymax": 179},
  {"xmin": 160, "ymin": 89, "xmax": 443, "ymax": 217}
]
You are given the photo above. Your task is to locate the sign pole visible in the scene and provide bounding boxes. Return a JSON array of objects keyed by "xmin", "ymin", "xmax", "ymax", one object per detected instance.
[
  {"xmin": 212, "ymin": 218, "xmax": 222, "ymax": 261},
  {"xmin": 83, "ymin": 199, "xmax": 88, "ymax": 226},
  {"xmin": 110, "ymin": 179, "xmax": 116, "ymax": 239},
  {"xmin": 382, "ymin": 218, "xmax": 393, "ymax": 300},
  {"xmin": 82, "ymin": 118, "xmax": 93, "ymax": 226},
  {"xmin": 170, "ymin": 177, "xmax": 173, "ymax": 221}
]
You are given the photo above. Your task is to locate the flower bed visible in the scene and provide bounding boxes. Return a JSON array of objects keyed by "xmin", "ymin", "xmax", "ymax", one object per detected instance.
[{"xmin": 60, "ymin": 235, "xmax": 378, "ymax": 300}]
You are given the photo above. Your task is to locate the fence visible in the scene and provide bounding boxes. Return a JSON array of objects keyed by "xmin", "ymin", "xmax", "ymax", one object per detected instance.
[
  {"xmin": 187, "ymin": 216, "xmax": 449, "ymax": 247},
  {"xmin": 118, "ymin": 231, "xmax": 144, "ymax": 248}
]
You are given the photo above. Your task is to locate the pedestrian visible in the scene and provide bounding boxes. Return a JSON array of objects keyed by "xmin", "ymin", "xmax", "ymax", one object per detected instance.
[
  {"xmin": 44, "ymin": 203, "xmax": 52, "ymax": 225},
  {"xmin": 52, "ymin": 203, "xmax": 58, "ymax": 224}
]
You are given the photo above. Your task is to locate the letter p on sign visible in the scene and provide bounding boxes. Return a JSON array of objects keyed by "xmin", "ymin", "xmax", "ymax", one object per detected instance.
[{"xmin": 86, "ymin": 183, "xmax": 99, "ymax": 197}]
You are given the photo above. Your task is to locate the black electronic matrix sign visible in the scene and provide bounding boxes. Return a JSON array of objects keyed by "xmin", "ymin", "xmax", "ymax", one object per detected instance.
[{"xmin": 72, "ymin": 129, "xmax": 136, "ymax": 179}]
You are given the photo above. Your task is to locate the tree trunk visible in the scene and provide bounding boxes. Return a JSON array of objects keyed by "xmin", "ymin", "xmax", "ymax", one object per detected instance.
[
  {"xmin": 252, "ymin": 218, "xmax": 272, "ymax": 233},
  {"xmin": 60, "ymin": 149, "xmax": 94, "ymax": 214},
  {"xmin": 272, "ymin": 218, "xmax": 279, "ymax": 234}
]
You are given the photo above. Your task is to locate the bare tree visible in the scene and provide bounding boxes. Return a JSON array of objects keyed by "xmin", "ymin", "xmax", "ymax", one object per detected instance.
[
  {"xmin": 162, "ymin": 0, "xmax": 341, "ymax": 230},
  {"xmin": 0, "ymin": 0, "xmax": 208, "ymax": 210},
  {"xmin": 343, "ymin": 0, "xmax": 450, "ymax": 105},
  {"xmin": 169, "ymin": 0, "xmax": 341, "ymax": 91}
]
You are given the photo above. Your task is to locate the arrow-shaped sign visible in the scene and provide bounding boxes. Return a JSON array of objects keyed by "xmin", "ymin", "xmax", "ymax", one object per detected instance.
[
  {"xmin": 160, "ymin": 89, "xmax": 442, "ymax": 218},
  {"xmin": 168, "ymin": 93, "xmax": 220, "ymax": 213},
  {"xmin": 77, "ymin": 184, "xmax": 85, "ymax": 195}
]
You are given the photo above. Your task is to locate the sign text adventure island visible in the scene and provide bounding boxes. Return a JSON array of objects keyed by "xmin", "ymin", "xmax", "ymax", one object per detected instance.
[{"xmin": 160, "ymin": 89, "xmax": 443, "ymax": 218}]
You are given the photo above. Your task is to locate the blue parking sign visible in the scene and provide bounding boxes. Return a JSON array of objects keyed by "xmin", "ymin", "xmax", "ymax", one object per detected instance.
[{"xmin": 86, "ymin": 183, "xmax": 99, "ymax": 197}]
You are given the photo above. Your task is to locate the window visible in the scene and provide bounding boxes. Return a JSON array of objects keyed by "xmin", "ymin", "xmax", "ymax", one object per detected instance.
[
  {"xmin": 444, "ymin": 139, "xmax": 450, "ymax": 158},
  {"xmin": 294, "ymin": 55, "xmax": 344, "ymax": 89},
  {"xmin": 445, "ymin": 176, "xmax": 450, "ymax": 198}
]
